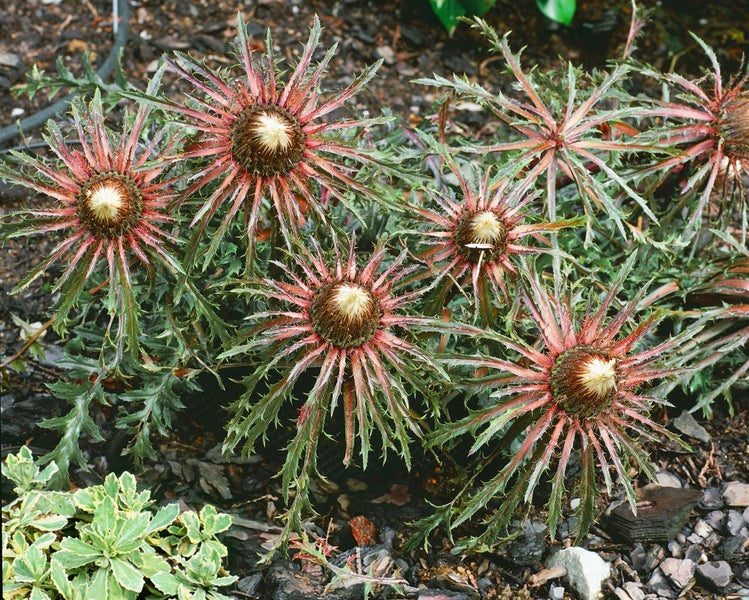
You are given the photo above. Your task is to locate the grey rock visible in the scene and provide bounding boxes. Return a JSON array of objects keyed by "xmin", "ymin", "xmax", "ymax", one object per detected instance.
[
  {"xmin": 716, "ymin": 532, "xmax": 747, "ymax": 560},
  {"xmin": 655, "ymin": 470, "xmax": 682, "ymax": 488},
  {"xmin": 506, "ymin": 519, "xmax": 547, "ymax": 566},
  {"xmin": 236, "ymin": 574, "xmax": 263, "ymax": 598},
  {"xmin": 728, "ymin": 510, "xmax": 747, "ymax": 536},
  {"xmin": 693, "ymin": 519, "xmax": 713, "ymax": 538},
  {"xmin": 695, "ymin": 561, "xmax": 733, "ymax": 590},
  {"xmin": 547, "ymin": 547, "xmax": 611, "ymax": 600},
  {"xmin": 684, "ymin": 544, "xmax": 705, "ymax": 563},
  {"xmin": 667, "ymin": 540, "xmax": 681, "ymax": 558},
  {"xmin": 699, "ymin": 487, "xmax": 724, "ymax": 510},
  {"xmin": 647, "ymin": 569, "xmax": 675, "ymax": 599},
  {"xmin": 549, "ymin": 585, "xmax": 565, "ymax": 600},
  {"xmin": 723, "ymin": 482, "xmax": 749, "ymax": 507},
  {"xmin": 672, "ymin": 410, "xmax": 711, "ymax": 443},
  {"xmin": 744, "ymin": 505, "xmax": 749, "ymax": 525},
  {"xmin": 266, "ymin": 559, "xmax": 325, "ymax": 600},
  {"xmin": 659, "ymin": 557, "xmax": 695, "ymax": 590},
  {"xmin": 417, "ymin": 590, "xmax": 472, "ymax": 600},
  {"xmin": 704, "ymin": 510, "xmax": 725, "ymax": 530},
  {"xmin": 622, "ymin": 581, "xmax": 646, "ymax": 600}
]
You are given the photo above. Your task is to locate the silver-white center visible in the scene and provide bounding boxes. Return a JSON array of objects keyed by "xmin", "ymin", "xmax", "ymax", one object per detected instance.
[
  {"xmin": 332, "ymin": 284, "xmax": 374, "ymax": 323},
  {"xmin": 252, "ymin": 112, "xmax": 294, "ymax": 152},
  {"xmin": 470, "ymin": 211, "xmax": 503, "ymax": 246},
  {"xmin": 578, "ymin": 356, "xmax": 618, "ymax": 398},
  {"xmin": 86, "ymin": 184, "xmax": 124, "ymax": 223}
]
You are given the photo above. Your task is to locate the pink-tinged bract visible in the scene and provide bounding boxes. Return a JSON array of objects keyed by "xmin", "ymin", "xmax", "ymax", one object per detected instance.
[
  {"xmin": 155, "ymin": 14, "xmax": 384, "ymax": 268},
  {"xmin": 0, "ymin": 81, "xmax": 181, "ymax": 359},
  {"xmin": 430, "ymin": 257, "xmax": 692, "ymax": 548}
]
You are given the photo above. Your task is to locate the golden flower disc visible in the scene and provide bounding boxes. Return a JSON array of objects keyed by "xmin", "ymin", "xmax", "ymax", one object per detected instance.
[
  {"xmin": 77, "ymin": 172, "xmax": 143, "ymax": 238},
  {"xmin": 550, "ymin": 345, "xmax": 619, "ymax": 418},
  {"xmin": 231, "ymin": 104, "xmax": 305, "ymax": 176},
  {"xmin": 310, "ymin": 281, "xmax": 381, "ymax": 348},
  {"xmin": 454, "ymin": 209, "xmax": 509, "ymax": 264},
  {"xmin": 719, "ymin": 93, "xmax": 749, "ymax": 159}
]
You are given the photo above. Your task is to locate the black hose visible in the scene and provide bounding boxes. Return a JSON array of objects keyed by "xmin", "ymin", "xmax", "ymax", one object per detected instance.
[{"xmin": 0, "ymin": 0, "xmax": 131, "ymax": 147}]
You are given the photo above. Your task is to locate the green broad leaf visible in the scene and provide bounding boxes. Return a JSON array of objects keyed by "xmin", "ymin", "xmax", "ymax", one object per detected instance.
[
  {"xmin": 429, "ymin": 0, "xmax": 496, "ymax": 33},
  {"xmin": 13, "ymin": 545, "xmax": 48, "ymax": 582},
  {"xmin": 536, "ymin": 0, "xmax": 576, "ymax": 25},
  {"xmin": 31, "ymin": 513, "xmax": 70, "ymax": 532},
  {"xmin": 49, "ymin": 558, "xmax": 75, "ymax": 599},
  {"xmin": 86, "ymin": 569, "xmax": 108, "ymax": 599},
  {"xmin": 146, "ymin": 503, "xmax": 180, "ymax": 536},
  {"xmin": 113, "ymin": 511, "xmax": 151, "ymax": 552},
  {"xmin": 109, "ymin": 557, "xmax": 144, "ymax": 593},
  {"xmin": 179, "ymin": 511, "xmax": 203, "ymax": 544},
  {"xmin": 30, "ymin": 587, "xmax": 53, "ymax": 600},
  {"xmin": 54, "ymin": 538, "xmax": 103, "ymax": 569},
  {"xmin": 150, "ymin": 571, "xmax": 179, "ymax": 596}
]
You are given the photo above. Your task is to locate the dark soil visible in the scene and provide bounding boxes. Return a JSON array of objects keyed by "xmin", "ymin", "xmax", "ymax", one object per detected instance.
[{"xmin": 1, "ymin": 1, "xmax": 748, "ymax": 599}]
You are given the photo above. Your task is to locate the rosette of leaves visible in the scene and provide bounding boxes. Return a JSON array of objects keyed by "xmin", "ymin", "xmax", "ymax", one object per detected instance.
[{"xmin": 2, "ymin": 447, "xmax": 237, "ymax": 600}]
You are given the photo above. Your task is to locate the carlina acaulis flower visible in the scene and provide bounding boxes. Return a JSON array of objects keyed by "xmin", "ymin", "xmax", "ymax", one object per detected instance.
[
  {"xmin": 410, "ymin": 155, "xmax": 579, "ymax": 323},
  {"xmin": 718, "ymin": 92, "xmax": 749, "ymax": 158},
  {"xmin": 149, "ymin": 13, "xmax": 385, "ymax": 268},
  {"xmin": 220, "ymin": 233, "xmax": 455, "ymax": 546},
  {"xmin": 0, "ymin": 74, "xmax": 182, "ymax": 359},
  {"xmin": 639, "ymin": 34, "xmax": 748, "ymax": 230},
  {"xmin": 429, "ymin": 255, "xmax": 693, "ymax": 548}
]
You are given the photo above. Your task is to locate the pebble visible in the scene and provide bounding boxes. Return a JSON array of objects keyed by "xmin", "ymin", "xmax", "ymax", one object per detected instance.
[
  {"xmin": 699, "ymin": 486, "xmax": 724, "ymax": 510},
  {"xmin": 672, "ymin": 410, "xmax": 711, "ymax": 443},
  {"xmin": 723, "ymin": 482, "xmax": 749, "ymax": 507},
  {"xmin": 506, "ymin": 519, "xmax": 547, "ymax": 566},
  {"xmin": 695, "ymin": 560, "xmax": 733, "ymax": 590},
  {"xmin": 548, "ymin": 585, "xmax": 565, "ymax": 600},
  {"xmin": 622, "ymin": 581, "xmax": 646, "ymax": 600},
  {"xmin": 647, "ymin": 568, "xmax": 676, "ymax": 599},
  {"xmin": 659, "ymin": 557, "xmax": 695, "ymax": 590},
  {"xmin": 704, "ymin": 510, "xmax": 725, "ymax": 530},
  {"xmin": 547, "ymin": 547, "xmax": 610, "ymax": 600},
  {"xmin": 728, "ymin": 510, "xmax": 747, "ymax": 536},
  {"xmin": 655, "ymin": 470, "xmax": 682, "ymax": 488}
]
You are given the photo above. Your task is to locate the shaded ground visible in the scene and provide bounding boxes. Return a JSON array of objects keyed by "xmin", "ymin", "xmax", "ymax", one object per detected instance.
[{"xmin": 1, "ymin": 1, "xmax": 748, "ymax": 599}]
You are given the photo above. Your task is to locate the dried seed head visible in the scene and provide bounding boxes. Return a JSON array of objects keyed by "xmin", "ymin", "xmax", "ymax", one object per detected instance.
[
  {"xmin": 551, "ymin": 345, "xmax": 618, "ymax": 418},
  {"xmin": 231, "ymin": 104, "xmax": 305, "ymax": 176},
  {"xmin": 454, "ymin": 209, "xmax": 509, "ymax": 264},
  {"xmin": 310, "ymin": 281, "xmax": 381, "ymax": 348},
  {"xmin": 719, "ymin": 93, "xmax": 749, "ymax": 158},
  {"xmin": 77, "ymin": 172, "xmax": 143, "ymax": 237}
]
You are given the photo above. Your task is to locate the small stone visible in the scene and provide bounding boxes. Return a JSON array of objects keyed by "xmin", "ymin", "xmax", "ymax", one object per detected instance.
[
  {"xmin": 547, "ymin": 547, "xmax": 610, "ymax": 600},
  {"xmin": 376, "ymin": 45, "xmax": 397, "ymax": 65},
  {"xmin": 695, "ymin": 561, "xmax": 733, "ymax": 590},
  {"xmin": 723, "ymin": 482, "xmax": 749, "ymax": 507},
  {"xmin": 549, "ymin": 585, "xmax": 565, "ymax": 600},
  {"xmin": 506, "ymin": 519, "xmax": 547, "ymax": 566},
  {"xmin": 659, "ymin": 557, "xmax": 695, "ymax": 590},
  {"xmin": 684, "ymin": 545, "xmax": 705, "ymax": 563},
  {"xmin": 655, "ymin": 470, "xmax": 682, "ymax": 488},
  {"xmin": 417, "ymin": 590, "xmax": 472, "ymax": 600},
  {"xmin": 621, "ymin": 581, "xmax": 646, "ymax": 600},
  {"xmin": 672, "ymin": 410, "xmax": 711, "ymax": 443},
  {"xmin": 237, "ymin": 574, "xmax": 263, "ymax": 597},
  {"xmin": 667, "ymin": 540, "xmax": 682, "ymax": 558},
  {"xmin": 699, "ymin": 487, "xmax": 724, "ymax": 510},
  {"xmin": 647, "ymin": 569, "xmax": 675, "ymax": 599},
  {"xmin": 744, "ymin": 506, "xmax": 749, "ymax": 525},
  {"xmin": 704, "ymin": 510, "xmax": 725, "ymax": 530},
  {"xmin": 727, "ymin": 510, "xmax": 748, "ymax": 536},
  {"xmin": 693, "ymin": 519, "xmax": 713, "ymax": 538}
]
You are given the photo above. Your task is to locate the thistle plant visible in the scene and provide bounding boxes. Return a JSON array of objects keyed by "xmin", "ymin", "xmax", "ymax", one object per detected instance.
[
  {"xmin": 220, "ymin": 232, "xmax": 457, "ymax": 550},
  {"xmin": 414, "ymin": 258, "xmax": 695, "ymax": 550},
  {"xmin": 0, "ymin": 70, "xmax": 182, "ymax": 361},
  {"xmin": 404, "ymin": 150, "xmax": 580, "ymax": 324},
  {"xmin": 636, "ymin": 34, "xmax": 749, "ymax": 236},
  {"xmin": 136, "ymin": 14, "xmax": 385, "ymax": 268},
  {"xmin": 415, "ymin": 16, "xmax": 659, "ymax": 241},
  {"xmin": 1, "ymin": 6, "xmax": 747, "ymax": 564}
]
